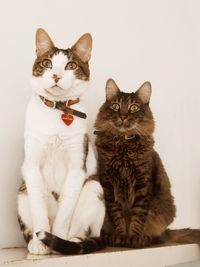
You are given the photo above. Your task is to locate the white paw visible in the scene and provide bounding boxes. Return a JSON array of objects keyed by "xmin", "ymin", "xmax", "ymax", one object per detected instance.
[{"xmin": 28, "ymin": 238, "xmax": 51, "ymax": 255}]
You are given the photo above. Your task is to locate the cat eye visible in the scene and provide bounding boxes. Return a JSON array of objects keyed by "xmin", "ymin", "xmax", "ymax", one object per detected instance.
[
  {"xmin": 41, "ymin": 58, "xmax": 52, "ymax": 69},
  {"xmin": 111, "ymin": 103, "xmax": 120, "ymax": 111},
  {"xmin": 65, "ymin": 61, "xmax": 77, "ymax": 70},
  {"xmin": 129, "ymin": 104, "xmax": 140, "ymax": 113}
]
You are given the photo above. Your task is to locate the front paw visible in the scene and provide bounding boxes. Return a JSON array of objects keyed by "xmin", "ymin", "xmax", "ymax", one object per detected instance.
[
  {"xmin": 114, "ymin": 227, "xmax": 126, "ymax": 237},
  {"xmin": 102, "ymin": 233, "xmax": 127, "ymax": 247},
  {"xmin": 28, "ymin": 238, "xmax": 51, "ymax": 255},
  {"xmin": 128, "ymin": 234, "xmax": 152, "ymax": 248}
]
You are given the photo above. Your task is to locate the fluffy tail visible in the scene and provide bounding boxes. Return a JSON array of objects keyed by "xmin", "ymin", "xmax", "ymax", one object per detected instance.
[
  {"xmin": 153, "ymin": 229, "xmax": 200, "ymax": 245},
  {"xmin": 37, "ymin": 229, "xmax": 200, "ymax": 255},
  {"xmin": 36, "ymin": 231, "xmax": 105, "ymax": 255}
]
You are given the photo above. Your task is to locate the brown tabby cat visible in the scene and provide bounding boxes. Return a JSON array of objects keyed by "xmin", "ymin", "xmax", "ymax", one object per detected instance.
[
  {"xmin": 94, "ymin": 79, "xmax": 175, "ymax": 247},
  {"xmin": 38, "ymin": 79, "xmax": 200, "ymax": 254}
]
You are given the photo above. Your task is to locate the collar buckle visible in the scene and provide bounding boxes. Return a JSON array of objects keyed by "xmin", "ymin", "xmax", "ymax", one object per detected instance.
[
  {"xmin": 52, "ymin": 101, "xmax": 56, "ymax": 109},
  {"xmin": 125, "ymin": 135, "xmax": 135, "ymax": 140},
  {"xmin": 65, "ymin": 100, "xmax": 69, "ymax": 107},
  {"xmin": 39, "ymin": 95, "xmax": 86, "ymax": 119}
]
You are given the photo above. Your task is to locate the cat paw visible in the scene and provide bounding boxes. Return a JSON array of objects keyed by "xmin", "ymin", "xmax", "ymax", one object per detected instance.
[{"xmin": 28, "ymin": 238, "xmax": 51, "ymax": 255}]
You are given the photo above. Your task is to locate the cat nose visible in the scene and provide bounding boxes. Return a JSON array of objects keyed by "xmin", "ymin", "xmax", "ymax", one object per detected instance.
[
  {"xmin": 52, "ymin": 74, "xmax": 61, "ymax": 83},
  {"xmin": 120, "ymin": 115, "xmax": 127, "ymax": 121}
]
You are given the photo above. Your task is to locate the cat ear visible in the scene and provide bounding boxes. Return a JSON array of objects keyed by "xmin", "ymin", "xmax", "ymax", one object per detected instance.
[
  {"xmin": 36, "ymin": 28, "xmax": 55, "ymax": 57},
  {"xmin": 136, "ymin": 81, "xmax": 151, "ymax": 104},
  {"xmin": 71, "ymin": 33, "xmax": 92, "ymax": 63},
  {"xmin": 106, "ymin": 79, "xmax": 120, "ymax": 101}
]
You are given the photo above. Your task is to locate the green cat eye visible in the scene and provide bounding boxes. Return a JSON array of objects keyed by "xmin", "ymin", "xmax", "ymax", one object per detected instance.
[
  {"xmin": 111, "ymin": 103, "xmax": 120, "ymax": 111},
  {"xmin": 42, "ymin": 58, "xmax": 52, "ymax": 69},
  {"xmin": 129, "ymin": 104, "xmax": 140, "ymax": 113},
  {"xmin": 65, "ymin": 61, "xmax": 77, "ymax": 70}
]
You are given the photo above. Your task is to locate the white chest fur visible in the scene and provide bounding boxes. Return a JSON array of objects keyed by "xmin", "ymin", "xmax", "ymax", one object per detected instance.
[
  {"xmin": 23, "ymin": 93, "xmax": 88, "ymax": 193},
  {"xmin": 25, "ymin": 93, "xmax": 87, "ymax": 136},
  {"xmin": 40, "ymin": 135, "xmax": 69, "ymax": 194}
]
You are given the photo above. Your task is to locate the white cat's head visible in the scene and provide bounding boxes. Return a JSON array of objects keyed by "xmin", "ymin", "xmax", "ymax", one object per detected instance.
[{"xmin": 31, "ymin": 28, "xmax": 92, "ymax": 101}]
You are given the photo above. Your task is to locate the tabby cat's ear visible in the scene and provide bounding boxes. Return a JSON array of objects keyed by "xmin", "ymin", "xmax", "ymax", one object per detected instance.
[
  {"xmin": 36, "ymin": 28, "xmax": 55, "ymax": 57},
  {"xmin": 71, "ymin": 33, "xmax": 92, "ymax": 63},
  {"xmin": 106, "ymin": 79, "xmax": 120, "ymax": 101},
  {"xmin": 136, "ymin": 81, "xmax": 151, "ymax": 104}
]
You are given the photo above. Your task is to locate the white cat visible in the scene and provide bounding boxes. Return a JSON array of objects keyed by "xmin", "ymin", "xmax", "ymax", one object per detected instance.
[{"xmin": 17, "ymin": 28, "xmax": 105, "ymax": 255}]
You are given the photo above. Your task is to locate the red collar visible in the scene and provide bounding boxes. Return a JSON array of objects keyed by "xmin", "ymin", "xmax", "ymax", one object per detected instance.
[
  {"xmin": 40, "ymin": 96, "xmax": 80, "ymax": 109},
  {"xmin": 39, "ymin": 95, "xmax": 87, "ymax": 124}
]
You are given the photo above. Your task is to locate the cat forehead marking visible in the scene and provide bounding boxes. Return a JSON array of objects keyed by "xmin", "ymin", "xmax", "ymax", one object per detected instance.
[
  {"xmin": 51, "ymin": 52, "xmax": 69, "ymax": 68},
  {"xmin": 116, "ymin": 94, "xmax": 136, "ymax": 104}
]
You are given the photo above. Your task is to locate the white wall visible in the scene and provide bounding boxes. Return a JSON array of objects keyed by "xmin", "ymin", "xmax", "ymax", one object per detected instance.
[{"xmin": 0, "ymin": 0, "xmax": 200, "ymax": 254}]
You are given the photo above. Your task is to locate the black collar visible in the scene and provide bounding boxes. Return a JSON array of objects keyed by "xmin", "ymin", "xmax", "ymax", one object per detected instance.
[{"xmin": 40, "ymin": 95, "xmax": 87, "ymax": 119}]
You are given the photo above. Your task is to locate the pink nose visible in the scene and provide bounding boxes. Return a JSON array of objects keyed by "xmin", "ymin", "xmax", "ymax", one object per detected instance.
[{"xmin": 52, "ymin": 74, "xmax": 61, "ymax": 83}]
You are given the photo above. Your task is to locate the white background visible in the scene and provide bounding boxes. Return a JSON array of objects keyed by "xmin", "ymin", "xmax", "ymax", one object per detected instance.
[{"xmin": 0, "ymin": 1, "xmax": 199, "ymax": 262}]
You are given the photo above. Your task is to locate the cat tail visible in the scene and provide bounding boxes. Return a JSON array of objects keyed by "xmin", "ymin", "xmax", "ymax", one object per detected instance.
[
  {"xmin": 153, "ymin": 229, "xmax": 200, "ymax": 245},
  {"xmin": 36, "ymin": 231, "xmax": 106, "ymax": 255},
  {"xmin": 101, "ymin": 230, "xmax": 200, "ymax": 248}
]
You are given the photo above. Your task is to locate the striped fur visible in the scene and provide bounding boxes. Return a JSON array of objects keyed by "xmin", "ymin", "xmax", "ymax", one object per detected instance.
[
  {"xmin": 37, "ymin": 79, "xmax": 200, "ymax": 254},
  {"xmin": 37, "ymin": 228, "xmax": 200, "ymax": 254},
  {"xmin": 37, "ymin": 231, "xmax": 105, "ymax": 254},
  {"xmin": 33, "ymin": 48, "xmax": 89, "ymax": 81}
]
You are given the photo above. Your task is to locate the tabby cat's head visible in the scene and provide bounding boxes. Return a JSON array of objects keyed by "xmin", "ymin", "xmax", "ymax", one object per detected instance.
[
  {"xmin": 95, "ymin": 79, "xmax": 155, "ymax": 136},
  {"xmin": 31, "ymin": 28, "xmax": 92, "ymax": 101}
]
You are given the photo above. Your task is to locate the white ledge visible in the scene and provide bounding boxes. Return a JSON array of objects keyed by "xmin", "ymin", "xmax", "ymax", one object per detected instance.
[{"xmin": 0, "ymin": 244, "xmax": 200, "ymax": 267}]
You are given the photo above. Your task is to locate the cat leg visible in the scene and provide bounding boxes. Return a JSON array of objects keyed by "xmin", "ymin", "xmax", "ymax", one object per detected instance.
[
  {"xmin": 68, "ymin": 179, "xmax": 105, "ymax": 241},
  {"xmin": 17, "ymin": 183, "xmax": 58, "ymax": 254},
  {"xmin": 21, "ymin": 136, "xmax": 53, "ymax": 254},
  {"xmin": 52, "ymin": 137, "xmax": 89, "ymax": 239},
  {"xmin": 28, "ymin": 192, "xmax": 58, "ymax": 255},
  {"xmin": 17, "ymin": 185, "xmax": 33, "ymax": 243},
  {"xmin": 144, "ymin": 151, "xmax": 176, "ymax": 239}
]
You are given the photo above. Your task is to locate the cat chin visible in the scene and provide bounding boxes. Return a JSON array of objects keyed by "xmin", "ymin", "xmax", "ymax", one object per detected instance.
[
  {"xmin": 118, "ymin": 127, "xmax": 135, "ymax": 134},
  {"xmin": 32, "ymin": 87, "xmax": 70, "ymax": 102},
  {"xmin": 112, "ymin": 125, "xmax": 143, "ymax": 137},
  {"xmin": 111, "ymin": 123, "xmax": 136, "ymax": 133},
  {"xmin": 31, "ymin": 77, "xmax": 89, "ymax": 101},
  {"xmin": 45, "ymin": 86, "xmax": 65, "ymax": 95}
]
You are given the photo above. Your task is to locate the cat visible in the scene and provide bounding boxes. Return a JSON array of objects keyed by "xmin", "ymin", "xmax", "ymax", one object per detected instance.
[
  {"xmin": 17, "ymin": 28, "xmax": 105, "ymax": 255},
  {"xmin": 37, "ymin": 78, "xmax": 200, "ymax": 254}
]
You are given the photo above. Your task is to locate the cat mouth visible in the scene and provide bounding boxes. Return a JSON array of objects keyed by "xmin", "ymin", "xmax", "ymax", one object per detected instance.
[
  {"xmin": 111, "ymin": 122, "xmax": 128, "ymax": 131},
  {"xmin": 45, "ymin": 86, "xmax": 66, "ymax": 96},
  {"xmin": 112, "ymin": 122, "xmax": 137, "ymax": 132},
  {"xmin": 51, "ymin": 85, "xmax": 62, "ymax": 90}
]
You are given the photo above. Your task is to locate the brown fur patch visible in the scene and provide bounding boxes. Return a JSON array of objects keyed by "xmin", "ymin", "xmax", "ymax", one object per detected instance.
[
  {"xmin": 18, "ymin": 181, "xmax": 27, "ymax": 194},
  {"xmin": 82, "ymin": 134, "xmax": 89, "ymax": 171},
  {"xmin": 32, "ymin": 48, "xmax": 89, "ymax": 81},
  {"xmin": 95, "ymin": 82, "xmax": 176, "ymax": 248},
  {"xmin": 52, "ymin": 191, "xmax": 59, "ymax": 201},
  {"xmin": 17, "ymin": 215, "xmax": 32, "ymax": 243},
  {"xmin": 85, "ymin": 175, "xmax": 99, "ymax": 182}
]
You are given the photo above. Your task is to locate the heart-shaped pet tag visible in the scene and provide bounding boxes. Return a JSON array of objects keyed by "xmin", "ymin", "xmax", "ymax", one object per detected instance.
[{"xmin": 61, "ymin": 113, "xmax": 74, "ymax": 126}]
